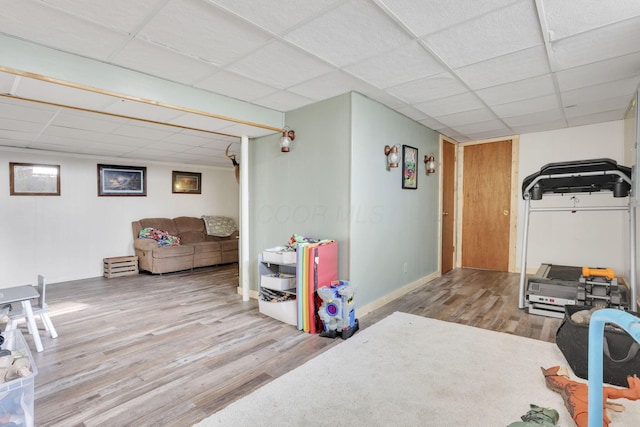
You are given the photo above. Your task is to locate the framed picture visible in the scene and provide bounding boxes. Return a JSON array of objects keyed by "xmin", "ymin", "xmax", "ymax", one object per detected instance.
[
  {"xmin": 172, "ymin": 171, "xmax": 202, "ymax": 194},
  {"xmin": 98, "ymin": 164, "xmax": 146, "ymax": 196},
  {"xmin": 402, "ymin": 145, "xmax": 418, "ymax": 189},
  {"xmin": 10, "ymin": 162, "xmax": 60, "ymax": 196}
]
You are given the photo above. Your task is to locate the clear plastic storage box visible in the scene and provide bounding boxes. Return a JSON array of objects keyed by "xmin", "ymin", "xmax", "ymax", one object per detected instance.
[{"xmin": 0, "ymin": 329, "xmax": 37, "ymax": 427}]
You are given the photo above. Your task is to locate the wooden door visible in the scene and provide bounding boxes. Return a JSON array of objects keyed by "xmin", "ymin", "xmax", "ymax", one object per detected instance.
[
  {"xmin": 441, "ymin": 139, "xmax": 456, "ymax": 273},
  {"xmin": 461, "ymin": 140, "xmax": 512, "ymax": 271}
]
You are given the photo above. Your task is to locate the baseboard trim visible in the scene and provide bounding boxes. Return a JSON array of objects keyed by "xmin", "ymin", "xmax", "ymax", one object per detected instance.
[
  {"xmin": 237, "ymin": 271, "xmax": 442, "ymax": 319},
  {"xmin": 355, "ymin": 271, "xmax": 441, "ymax": 319},
  {"xmin": 237, "ymin": 287, "xmax": 259, "ymax": 300}
]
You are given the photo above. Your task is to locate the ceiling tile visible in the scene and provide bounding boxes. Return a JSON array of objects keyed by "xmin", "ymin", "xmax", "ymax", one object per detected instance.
[
  {"xmin": 435, "ymin": 108, "xmax": 497, "ymax": 127},
  {"xmin": 228, "ymin": 41, "xmax": 335, "ymax": 89},
  {"xmin": 450, "ymin": 119, "xmax": 510, "ymax": 135},
  {"xmin": 464, "ymin": 128, "xmax": 513, "ymax": 141},
  {"xmin": 414, "ymin": 92, "xmax": 486, "ymax": 117},
  {"xmin": 502, "ymin": 108, "xmax": 565, "ymax": 127},
  {"xmin": 561, "ymin": 77, "xmax": 640, "ymax": 106},
  {"xmin": 542, "ymin": 0, "xmax": 640, "ymax": 41},
  {"xmin": 422, "ymin": 0, "xmax": 543, "ymax": 68},
  {"xmin": 492, "ymin": 94, "xmax": 559, "ymax": 118},
  {"xmin": 344, "ymin": 41, "xmax": 445, "ymax": 89},
  {"xmin": 252, "ymin": 90, "xmax": 315, "ymax": 113},
  {"xmin": 52, "ymin": 112, "xmax": 121, "ymax": 133},
  {"xmin": 567, "ymin": 109, "xmax": 628, "ymax": 127},
  {"xmin": 555, "ymin": 52, "xmax": 640, "ymax": 91},
  {"xmin": 550, "ymin": 16, "xmax": 640, "ymax": 71},
  {"xmin": 206, "ymin": 0, "xmax": 342, "ymax": 35},
  {"xmin": 41, "ymin": 0, "xmax": 168, "ymax": 33},
  {"xmin": 0, "ymin": 118, "xmax": 44, "ymax": 133},
  {"xmin": 112, "ymin": 39, "xmax": 219, "ymax": 85},
  {"xmin": 283, "ymin": 0, "xmax": 412, "ymax": 67},
  {"xmin": 288, "ymin": 71, "xmax": 376, "ymax": 101},
  {"xmin": 103, "ymin": 98, "xmax": 184, "ymax": 123},
  {"xmin": 455, "ymin": 46, "xmax": 550, "ymax": 90},
  {"xmin": 394, "ymin": 105, "xmax": 430, "ymax": 122},
  {"xmin": 509, "ymin": 119, "xmax": 566, "ymax": 135},
  {"xmin": 563, "ymin": 95, "xmax": 632, "ymax": 119},
  {"xmin": 418, "ymin": 116, "xmax": 447, "ymax": 131},
  {"xmin": 379, "ymin": 0, "xmax": 515, "ymax": 37},
  {"xmin": 0, "ymin": 1, "xmax": 130, "ymax": 60},
  {"xmin": 476, "ymin": 74, "xmax": 556, "ymax": 106},
  {"xmin": 168, "ymin": 113, "xmax": 241, "ymax": 133},
  {"xmin": 14, "ymin": 78, "xmax": 117, "ymax": 111},
  {"xmin": 195, "ymin": 70, "xmax": 279, "ymax": 102},
  {"xmin": 386, "ymin": 72, "xmax": 468, "ymax": 104},
  {"xmin": 0, "ymin": 98, "xmax": 58, "ymax": 123},
  {"xmin": 137, "ymin": 0, "xmax": 272, "ymax": 66}
]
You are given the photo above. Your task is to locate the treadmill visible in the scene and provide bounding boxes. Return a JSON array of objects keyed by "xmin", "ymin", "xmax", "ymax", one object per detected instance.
[{"xmin": 518, "ymin": 158, "xmax": 636, "ymax": 315}]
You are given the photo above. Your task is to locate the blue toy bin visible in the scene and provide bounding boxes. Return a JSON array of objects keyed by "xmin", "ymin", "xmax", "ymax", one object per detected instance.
[
  {"xmin": 0, "ymin": 329, "xmax": 37, "ymax": 427},
  {"xmin": 588, "ymin": 309, "xmax": 640, "ymax": 427}
]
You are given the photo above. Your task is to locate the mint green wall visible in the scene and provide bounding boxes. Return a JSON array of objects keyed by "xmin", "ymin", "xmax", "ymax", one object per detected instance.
[
  {"xmin": 249, "ymin": 94, "xmax": 352, "ymax": 290},
  {"xmin": 250, "ymin": 92, "xmax": 440, "ymax": 308},
  {"xmin": 350, "ymin": 93, "xmax": 439, "ymax": 305}
]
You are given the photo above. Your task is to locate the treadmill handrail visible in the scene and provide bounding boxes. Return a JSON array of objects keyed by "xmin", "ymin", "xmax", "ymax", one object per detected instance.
[{"xmin": 523, "ymin": 169, "xmax": 631, "ymax": 199}]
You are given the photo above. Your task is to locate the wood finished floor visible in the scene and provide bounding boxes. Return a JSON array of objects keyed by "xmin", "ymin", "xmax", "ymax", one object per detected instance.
[{"xmin": 23, "ymin": 265, "xmax": 560, "ymax": 426}]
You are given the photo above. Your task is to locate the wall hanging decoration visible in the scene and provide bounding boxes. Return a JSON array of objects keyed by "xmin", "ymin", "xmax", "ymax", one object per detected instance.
[
  {"xmin": 172, "ymin": 171, "xmax": 201, "ymax": 194},
  {"xmin": 402, "ymin": 145, "xmax": 418, "ymax": 189},
  {"xmin": 10, "ymin": 162, "xmax": 60, "ymax": 196},
  {"xmin": 98, "ymin": 164, "xmax": 147, "ymax": 196}
]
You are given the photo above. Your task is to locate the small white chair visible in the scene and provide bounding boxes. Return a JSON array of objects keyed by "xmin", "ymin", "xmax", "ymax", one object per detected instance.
[{"xmin": 5, "ymin": 275, "xmax": 58, "ymax": 339}]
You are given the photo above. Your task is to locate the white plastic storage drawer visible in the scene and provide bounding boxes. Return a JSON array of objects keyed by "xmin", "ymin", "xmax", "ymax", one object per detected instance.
[
  {"xmin": 262, "ymin": 247, "xmax": 296, "ymax": 264},
  {"xmin": 261, "ymin": 273, "xmax": 296, "ymax": 291},
  {"xmin": 258, "ymin": 299, "xmax": 297, "ymax": 326}
]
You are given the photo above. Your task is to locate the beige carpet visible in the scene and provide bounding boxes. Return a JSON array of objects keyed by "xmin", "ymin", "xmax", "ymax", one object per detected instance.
[{"xmin": 194, "ymin": 312, "xmax": 640, "ymax": 427}]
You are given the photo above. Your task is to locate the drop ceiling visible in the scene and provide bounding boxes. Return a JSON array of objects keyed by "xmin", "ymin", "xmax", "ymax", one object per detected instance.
[{"xmin": 1, "ymin": 0, "xmax": 639, "ymax": 167}]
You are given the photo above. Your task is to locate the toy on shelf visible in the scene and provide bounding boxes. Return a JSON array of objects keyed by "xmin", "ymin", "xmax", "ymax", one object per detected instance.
[{"xmin": 317, "ymin": 280, "xmax": 359, "ymax": 339}]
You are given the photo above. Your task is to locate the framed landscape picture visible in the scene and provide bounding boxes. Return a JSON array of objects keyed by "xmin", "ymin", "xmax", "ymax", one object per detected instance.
[
  {"xmin": 402, "ymin": 145, "xmax": 418, "ymax": 189},
  {"xmin": 172, "ymin": 171, "xmax": 202, "ymax": 194},
  {"xmin": 98, "ymin": 164, "xmax": 147, "ymax": 196},
  {"xmin": 10, "ymin": 162, "xmax": 60, "ymax": 196}
]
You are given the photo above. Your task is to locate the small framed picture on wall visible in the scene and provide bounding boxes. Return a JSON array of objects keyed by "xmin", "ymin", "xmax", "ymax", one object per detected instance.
[
  {"xmin": 172, "ymin": 171, "xmax": 202, "ymax": 194},
  {"xmin": 10, "ymin": 162, "xmax": 61, "ymax": 196},
  {"xmin": 402, "ymin": 145, "xmax": 418, "ymax": 189},
  {"xmin": 97, "ymin": 164, "xmax": 147, "ymax": 196}
]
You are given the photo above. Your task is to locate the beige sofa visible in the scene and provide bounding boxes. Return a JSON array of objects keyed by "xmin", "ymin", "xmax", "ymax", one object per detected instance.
[{"xmin": 131, "ymin": 216, "xmax": 238, "ymax": 274}]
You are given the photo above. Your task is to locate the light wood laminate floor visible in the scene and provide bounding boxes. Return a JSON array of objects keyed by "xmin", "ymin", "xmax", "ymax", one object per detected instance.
[{"xmin": 23, "ymin": 265, "xmax": 560, "ymax": 426}]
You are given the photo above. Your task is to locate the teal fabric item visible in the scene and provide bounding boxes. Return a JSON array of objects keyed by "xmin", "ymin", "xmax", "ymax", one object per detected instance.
[{"xmin": 588, "ymin": 309, "xmax": 640, "ymax": 426}]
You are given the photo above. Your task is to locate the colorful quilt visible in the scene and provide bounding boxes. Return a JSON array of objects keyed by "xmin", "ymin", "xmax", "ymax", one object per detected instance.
[{"xmin": 139, "ymin": 227, "xmax": 181, "ymax": 246}]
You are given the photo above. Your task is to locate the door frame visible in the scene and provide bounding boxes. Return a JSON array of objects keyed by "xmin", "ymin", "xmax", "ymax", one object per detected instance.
[
  {"xmin": 438, "ymin": 135, "xmax": 457, "ymax": 274},
  {"xmin": 453, "ymin": 136, "xmax": 520, "ymax": 272}
]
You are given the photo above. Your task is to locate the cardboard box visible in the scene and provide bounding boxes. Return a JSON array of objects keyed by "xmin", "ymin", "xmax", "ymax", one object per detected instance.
[
  {"xmin": 261, "ymin": 274, "xmax": 296, "ymax": 291},
  {"xmin": 0, "ymin": 329, "xmax": 37, "ymax": 427},
  {"xmin": 258, "ymin": 298, "xmax": 297, "ymax": 326},
  {"xmin": 262, "ymin": 246, "xmax": 296, "ymax": 264}
]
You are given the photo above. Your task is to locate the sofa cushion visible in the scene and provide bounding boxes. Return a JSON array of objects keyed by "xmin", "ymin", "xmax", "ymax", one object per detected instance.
[{"xmin": 202, "ymin": 215, "xmax": 237, "ymax": 237}]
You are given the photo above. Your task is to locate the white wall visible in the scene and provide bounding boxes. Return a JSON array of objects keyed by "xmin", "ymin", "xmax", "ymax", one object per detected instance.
[
  {"xmin": 1, "ymin": 149, "xmax": 238, "ymax": 287},
  {"xmin": 516, "ymin": 121, "xmax": 629, "ymax": 275}
]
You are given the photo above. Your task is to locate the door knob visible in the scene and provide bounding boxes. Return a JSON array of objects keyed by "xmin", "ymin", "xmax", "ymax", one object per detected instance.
[
  {"xmin": 442, "ymin": 212, "xmax": 449, "ymax": 216},
  {"xmin": 503, "ymin": 210, "xmax": 509, "ymax": 216}
]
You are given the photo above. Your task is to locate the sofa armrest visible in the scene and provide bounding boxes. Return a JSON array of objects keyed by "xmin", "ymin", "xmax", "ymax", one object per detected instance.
[{"xmin": 134, "ymin": 238, "xmax": 159, "ymax": 251}]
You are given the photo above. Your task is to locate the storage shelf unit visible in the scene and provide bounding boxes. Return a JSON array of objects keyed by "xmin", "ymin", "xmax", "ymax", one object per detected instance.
[{"xmin": 258, "ymin": 253, "xmax": 297, "ymax": 326}]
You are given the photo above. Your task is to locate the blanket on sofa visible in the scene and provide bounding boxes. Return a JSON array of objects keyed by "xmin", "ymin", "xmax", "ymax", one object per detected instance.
[{"xmin": 139, "ymin": 227, "xmax": 181, "ymax": 246}]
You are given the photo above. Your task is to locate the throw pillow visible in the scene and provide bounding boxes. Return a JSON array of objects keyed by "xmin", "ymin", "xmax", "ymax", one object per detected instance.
[{"xmin": 202, "ymin": 215, "xmax": 237, "ymax": 237}]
